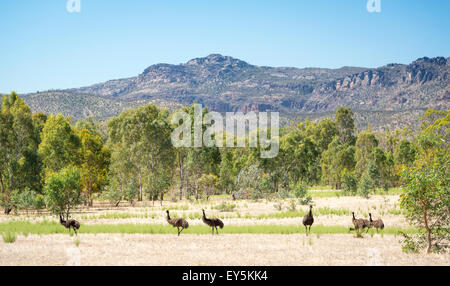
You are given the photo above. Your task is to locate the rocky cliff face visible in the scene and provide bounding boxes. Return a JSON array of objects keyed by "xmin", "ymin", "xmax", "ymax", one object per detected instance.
[{"xmin": 21, "ymin": 54, "xmax": 449, "ymax": 129}]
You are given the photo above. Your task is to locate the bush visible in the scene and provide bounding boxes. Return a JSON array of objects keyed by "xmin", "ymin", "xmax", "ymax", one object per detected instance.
[
  {"xmin": 277, "ymin": 188, "xmax": 291, "ymax": 199},
  {"xmin": 299, "ymin": 195, "xmax": 313, "ymax": 205},
  {"xmin": 213, "ymin": 202, "xmax": 237, "ymax": 212},
  {"xmin": 2, "ymin": 232, "xmax": 17, "ymax": 243},
  {"xmin": 358, "ymin": 171, "xmax": 374, "ymax": 198},
  {"xmin": 101, "ymin": 186, "xmax": 123, "ymax": 207},
  {"xmin": 34, "ymin": 194, "xmax": 46, "ymax": 211},
  {"xmin": 292, "ymin": 181, "xmax": 308, "ymax": 198},
  {"xmin": 44, "ymin": 166, "xmax": 83, "ymax": 217}
]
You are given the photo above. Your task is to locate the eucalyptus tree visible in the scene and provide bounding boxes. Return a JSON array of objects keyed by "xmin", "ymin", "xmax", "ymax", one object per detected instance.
[
  {"xmin": 108, "ymin": 104, "xmax": 175, "ymax": 202},
  {"xmin": 38, "ymin": 114, "xmax": 81, "ymax": 175},
  {"xmin": 0, "ymin": 92, "xmax": 39, "ymax": 213},
  {"xmin": 77, "ymin": 128, "xmax": 111, "ymax": 206}
]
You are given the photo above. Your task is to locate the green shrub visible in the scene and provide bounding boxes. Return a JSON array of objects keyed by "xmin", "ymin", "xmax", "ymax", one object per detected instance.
[
  {"xmin": 2, "ymin": 232, "xmax": 17, "ymax": 243},
  {"xmin": 277, "ymin": 188, "xmax": 291, "ymax": 199},
  {"xmin": 293, "ymin": 181, "xmax": 308, "ymax": 198},
  {"xmin": 358, "ymin": 171, "xmax": 374, "ymax": 198},
  {"xmin": 299, "ymin": 195, "xmax": 313, "ymax": 205},
  {"xmin": 212, "ymin": 202, "xmax": 236, "ymax": 212}
]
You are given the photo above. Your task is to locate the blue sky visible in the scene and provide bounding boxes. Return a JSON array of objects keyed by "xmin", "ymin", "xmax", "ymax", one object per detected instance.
[{"xmin": 1, "ymin": 0, "xmax": 449, "ymax": 93}]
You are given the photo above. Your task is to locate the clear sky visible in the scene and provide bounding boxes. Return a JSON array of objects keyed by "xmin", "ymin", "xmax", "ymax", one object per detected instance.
[{"xmin": 1, "ymin": 0, "xmax": 449, "ymax": 93}]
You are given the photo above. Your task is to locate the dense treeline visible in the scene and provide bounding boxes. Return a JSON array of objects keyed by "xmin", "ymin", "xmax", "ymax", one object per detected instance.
[
  {"xmin": 1, "ymin": 92, "xmax": 448, "ymax": 252},
  {"xmin": 0, "ymin": 93, "xmax": 448, "ymax": 250},
  {"xmin": 1, "ymin": 92, "xmax": 448, "ymax": 210}
]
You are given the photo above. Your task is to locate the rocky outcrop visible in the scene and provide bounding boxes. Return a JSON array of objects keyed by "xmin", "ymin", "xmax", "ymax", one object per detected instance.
[{"xmin": 22, "ymin": 54, "xmax": 449, "ymax": 128}]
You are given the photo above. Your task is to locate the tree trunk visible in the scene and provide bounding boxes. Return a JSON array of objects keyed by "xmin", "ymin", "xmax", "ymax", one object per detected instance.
[
  {"xmin": 185, "ymin": 169, "xmax": 190, "ymax": 200},
  {"xmin": 137, "ymin": 167, "xmax": 143, "ymax": 201},
  {"xmin": 424, "ymin": 208, "xmax": 432, "ymax": 254},
  {"xmin": 179, "ymin": 156, "xmax": 184, "ymax": 200}
]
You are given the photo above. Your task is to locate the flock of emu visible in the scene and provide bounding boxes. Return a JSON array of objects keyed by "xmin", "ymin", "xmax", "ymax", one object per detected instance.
[
  {"xmin": 166, "ymin": 209, "xmax": 224, "ymax": 236},
  {"xmin": 301, "ymin": 206, "xmax": 385, "ymax": 235},
  {"xmin": 59, "ymin": 205, "xmax": 384, "ymax": 236}
]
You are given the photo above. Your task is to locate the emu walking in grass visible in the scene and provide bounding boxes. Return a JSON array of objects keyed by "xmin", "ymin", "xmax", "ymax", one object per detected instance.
[
  {"xmin": 59, "ymin": 214, "xmax": 80, "ymax": 236},
  {"xmin": 350, "ymin": 212, "xmax": 367, "ymax": 232},
  {"xmin": 202, "ymin": 209, "xmax": 224, "ymax": 235},
  {"xmin": 166, "ymin": 210, "xmax": 189, "ymax": 236},
  {"xmin": 302, "ymin": 205, "xmax": 314, "ymax": 235},
  {"xmin": 369, "ymin": 213, "xmax": 384, "ymax": 232}
]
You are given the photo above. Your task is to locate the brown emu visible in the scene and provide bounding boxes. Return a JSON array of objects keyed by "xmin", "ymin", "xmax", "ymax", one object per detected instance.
[
  {"xmin": 202, "ymin": 209, "xmax": 224, "ymax": 235},
  {"xmin": 59, "ymin": 214, "xmax": 80, "ymax": 235},
  {"xmin": 350, "ymin": 212, "xmax": 368, "ymax": 232},
  {"xmin": 369, "ymin": 213, "xmax": 384, "ymax": 232},
  {"xmin": 166, "ymin": 210, "xmax": 189, "ymax": 236},
  {"xmin": 362, "ymin": 216, "xmax": 371, "ymax": 233},
  {"xmin": 302, "ymin": 205, "xmax": 314, "ymax": 235}
]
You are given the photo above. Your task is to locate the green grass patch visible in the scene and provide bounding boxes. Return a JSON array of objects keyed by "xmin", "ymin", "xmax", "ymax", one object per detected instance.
[
  {"xmin": 212, "ymin": 202, "xmax": 237, "ymax": 212},
  {"xmin": 256, "ymin": 207, "xmax": 352, "ymax": 219},
  {"xmin": 307, "ymin": 190, "xmax": 343, "ymax": 198},
  {"xmin": 0, "ymin": 221, "xmax": 418, "ymax": 235},
  {"xmin": 2, "ymin": 231, "xmax": 17, "ymax": 243},
  {"xmin": 307, "ymin": 187, "xmax": 403, "ymax": 198}
]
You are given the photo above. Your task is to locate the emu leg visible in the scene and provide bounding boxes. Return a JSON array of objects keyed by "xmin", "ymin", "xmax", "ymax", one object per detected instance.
[
  {"xmin": 309, "ymin": 226, "xmax": 311, "ymax": 233},
  {"xmin": 212, "ymin": 227, "xmax": 214, "ymax": 235},
  {"xmin": 177, "ymin": 227, "xmax": 180, "ymax": 236},
  {"xmin": 215, "ymin": 227, "xmax": 218, "ymax": 235},
  {"xmin": 305, "ymin": 226, "xmax": 308, "ymax": 235},
  {"xmin": 179, "ymin": 227, "xmax": 185, "ymax": 235}
]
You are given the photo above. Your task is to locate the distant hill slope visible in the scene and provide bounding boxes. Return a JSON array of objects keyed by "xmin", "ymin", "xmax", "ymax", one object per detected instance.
[{"xmin": 19, "ymin": 54, "xmax": 449, "ymax": 130}]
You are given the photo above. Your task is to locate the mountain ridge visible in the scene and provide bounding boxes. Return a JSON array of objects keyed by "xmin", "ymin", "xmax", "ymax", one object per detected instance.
[{"xmin": 18, "ymin": 54, "xmax": 450, "ymax": 129}]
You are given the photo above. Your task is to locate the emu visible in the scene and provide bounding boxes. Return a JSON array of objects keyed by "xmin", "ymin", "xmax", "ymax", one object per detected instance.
[
  {"xmin": 202, "ymin": 209, "xmax": 224, "ymax": 235},
  {"xmin": 362, "ymin": 216, "xmax": 371, "ymax": 233},
  {"xmin": 302, "ymin": 205, "xmax": 314, "ymax": 235},
  {"xmin": 350, "ymin": 212, "xmax": 367, "ymax": 232},
  {"xmin": 166, "ymin": 210, "xmax": 189, "ymax": 236},
  {"xmin": 369, "ymin": 213, "xmax": 384, "ymax": 232},
  {"xmin": 59, "ymin": 214, "xmax": 80, "ymax": 235}
]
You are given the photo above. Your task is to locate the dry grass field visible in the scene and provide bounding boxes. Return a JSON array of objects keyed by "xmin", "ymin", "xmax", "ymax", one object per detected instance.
[
  {"xmin": 1, "ymin": 190, "xmax": 449, "ymax": 266},
  {"xmin": 1, "ymin": 234, "xmax": 449, "ymax": 266}
]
